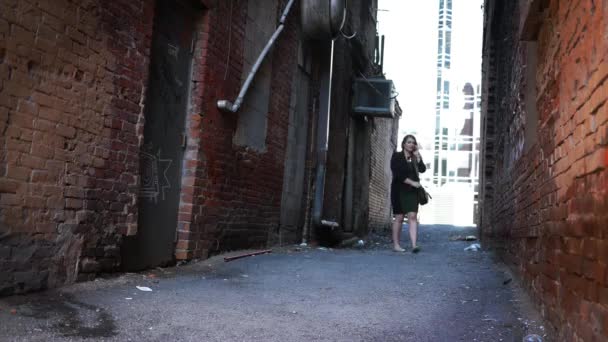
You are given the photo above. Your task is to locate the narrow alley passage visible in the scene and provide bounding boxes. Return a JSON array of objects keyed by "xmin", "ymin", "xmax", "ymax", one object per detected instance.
[{"xmin": 0, "ymin": 225, "xmax": 548, "ymax": 342}]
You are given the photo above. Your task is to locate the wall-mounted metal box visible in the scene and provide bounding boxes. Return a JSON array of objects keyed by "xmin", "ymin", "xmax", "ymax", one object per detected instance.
[{"xmin": 352, "ymin": 78, "xmax": 395, "ymax": 118}]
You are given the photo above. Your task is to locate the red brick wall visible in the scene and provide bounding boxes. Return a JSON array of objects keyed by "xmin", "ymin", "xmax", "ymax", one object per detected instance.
[
  {"xmin": 369, "ymin": 117, "xmax": 399, "ymax": 233},
  {"xmin": 174, "ymin": 0, "xmax": 298, "ymax": 259},
  {"xmin": 480, "ymin": 0, "xmax": 608, "ymax": 340},
  {"xmin": 0, "ymin": 0, "xmax": 153, "ymax": 294}
]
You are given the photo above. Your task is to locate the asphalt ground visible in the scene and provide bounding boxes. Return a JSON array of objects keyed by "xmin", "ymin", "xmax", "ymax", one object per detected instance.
[{"xmin": 0, "ymin": 225, "xmax": 550, "ymax": 341}]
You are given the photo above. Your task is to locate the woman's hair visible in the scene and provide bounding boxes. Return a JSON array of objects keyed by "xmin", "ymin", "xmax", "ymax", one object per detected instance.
[{"xmin": 401, "ymin": 134, "xmax": 418, "ymax": 150}]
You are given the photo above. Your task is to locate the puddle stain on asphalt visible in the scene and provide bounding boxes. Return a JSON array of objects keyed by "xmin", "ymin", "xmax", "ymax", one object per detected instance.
[{"xmin": 8, "ymin": 293, "xmax": 118, "ymax": 338}]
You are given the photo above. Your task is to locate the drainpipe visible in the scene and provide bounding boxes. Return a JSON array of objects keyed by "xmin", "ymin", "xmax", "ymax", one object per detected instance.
[
  {"xmin": 217, "ymin": 0, "xmax": 297, "ymax": 113},
  {"xmin": 311, "ymin": 40, "xmax": 339, "ymax": 230}
]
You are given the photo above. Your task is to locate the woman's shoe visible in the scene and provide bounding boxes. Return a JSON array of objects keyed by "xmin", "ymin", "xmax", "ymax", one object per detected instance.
[
  {"xmin": 412, "ymin": 246, "xmax": 420, "ymax": 254},
  {"xmin": 393, "ymin": 246, "xmax": 406, "ymax": 252}
]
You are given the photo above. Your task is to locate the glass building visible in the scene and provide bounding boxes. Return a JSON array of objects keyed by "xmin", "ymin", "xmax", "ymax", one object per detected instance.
[{"xmin": 419, "ymin": 0, "xmax": 481, "ymax": 226}]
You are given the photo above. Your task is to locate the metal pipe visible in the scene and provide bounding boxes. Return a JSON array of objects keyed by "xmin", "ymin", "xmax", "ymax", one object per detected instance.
[
  {"xmin": 380, "ymin": 35, "xmax": 385, "ymax": 74},
  {"xmin": 217, "ymin": 0, "xmax": 297, "ymax": 113},
  {"xmin": 312, "ymin": 40, "xmax": 338, "ymax": 228}
]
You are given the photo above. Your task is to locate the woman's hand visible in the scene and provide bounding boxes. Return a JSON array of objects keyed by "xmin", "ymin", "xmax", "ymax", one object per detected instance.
[
  {"xmin": 413, "ymin": 150, "xmax": 422, "ymax": 161},
  {"xmin": 404, "ymin": 179, "xmax": 421, "ymax": 188}
]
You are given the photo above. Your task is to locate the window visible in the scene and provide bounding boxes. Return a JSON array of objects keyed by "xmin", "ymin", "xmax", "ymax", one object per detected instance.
[
  {"xmin": 445, "ymin": 31, "xmax": 452, "ymax": 54},
  {"xmin": 443, "ymin": 81, "xmax": 450, "ymax": 95},
  {"xmin": 447, "ymin": 0, "xmax": 452, "ymax": 10},
  {"xmin": 443, "ymin": 101, "xmax": 449, "ymax": 109}
]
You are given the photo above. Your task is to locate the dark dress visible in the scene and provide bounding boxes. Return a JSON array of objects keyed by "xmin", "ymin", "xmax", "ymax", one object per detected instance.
[{"xmin": 390, "ymin": 151, "xmax": 427, "ymax": 214}]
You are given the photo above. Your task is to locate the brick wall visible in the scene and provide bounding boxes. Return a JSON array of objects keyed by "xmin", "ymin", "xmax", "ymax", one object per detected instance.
[
  {"xmin": 369, "ymin": 116, "xmax": 399, "ymax": 232},
  {"xmin": 480, "ymin": 0, "xmax": 608, "ymax": 340},
  {"xmin": 175, "ymin": 0, "xmax": 298, "ymax": 258},
  {"xmin": 0, "ymin": 0, "xmax": 153, "ymax": 294},
  {"xmin": 0, "ymin": 0, "xmax": 386, "ymax": 294}
]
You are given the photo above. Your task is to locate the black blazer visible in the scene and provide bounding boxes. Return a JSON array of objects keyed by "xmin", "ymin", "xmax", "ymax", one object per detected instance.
[{"xmin": 391, "ymin": 151, "xmax": 426, "ymax": 208}]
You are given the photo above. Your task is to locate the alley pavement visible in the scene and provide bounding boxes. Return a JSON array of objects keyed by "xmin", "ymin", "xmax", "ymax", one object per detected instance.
[{"xmin": 0, "ymin": 225, "xmax": 548, "ymax": 342}]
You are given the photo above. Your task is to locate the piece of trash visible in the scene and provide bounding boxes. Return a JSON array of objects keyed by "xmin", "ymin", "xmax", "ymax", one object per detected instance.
[
  {"xmin": 9, "ymin": 308, "xmax": 17, "ymax": 315},
  {"xmin": 125, "ymin": 297, "xmax": 133, "ymax": 300},
  {"xmin": 450, "ymin": 235, "xmax": 478, "ymax": 241},
  {"xmin": 523, "ymin": 334, "xmax": 543, "ymax": 342},
  {"xmin": 318, "ymin": 247, "xmax": 328, "ymax": 251},
  {"xmin": 136, "ymin": 286, "xmax": 153, "ymax": 292},
  {"xmin": 224, "ymin": 249, "xmax": 272, "ymax": 262},
  {"xmin": 464, "ymin": 243, "xmax": 481, "ymax": 251},
  {"xmin": 503, "ymin": 278, "xmax": 512, "ymax": 285},
  {"xmin": 299, "ymin": 242, "xmax": 308, "ymax": 247},
  {"xmin": 355, "ymin": 240, "xmax": 365, "ymax": 247},
  {"xmin": 241, "ymin": 274, "xmax": 249, "ymax": 278}
]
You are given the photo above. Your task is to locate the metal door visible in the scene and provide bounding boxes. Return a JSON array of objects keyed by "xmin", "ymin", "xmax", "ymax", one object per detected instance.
[{"xmin": 122, "ymin": 0, "xmax": 195, "ymax": 270}]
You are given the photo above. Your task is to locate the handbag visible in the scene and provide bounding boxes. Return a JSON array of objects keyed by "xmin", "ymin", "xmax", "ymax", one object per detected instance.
[
  {"xmin": 413, "ymin": 158, "xmax": 431, "ymax": 206},
  {"xmin": 417, "ymin": 187, "xmax": 431, "ymax": 206}
]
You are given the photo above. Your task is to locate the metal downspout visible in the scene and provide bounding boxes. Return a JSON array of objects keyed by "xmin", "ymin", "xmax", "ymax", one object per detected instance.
[
  {"xmin": 217, "ymin": 0, "xmax": 297, "ymax": 113},
  {"xmin": 311, "ymin": 40, "xmax": 339, "ymax": 229}
]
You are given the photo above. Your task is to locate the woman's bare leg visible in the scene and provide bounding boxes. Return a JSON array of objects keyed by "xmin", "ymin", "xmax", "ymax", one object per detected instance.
[
  {"xmin": 407, "ymin": 212, "xmax": 418, "ymax": 248},
  {"xmin": 392, "ymin": 214, "xmax": 405, "ymax": 250}
]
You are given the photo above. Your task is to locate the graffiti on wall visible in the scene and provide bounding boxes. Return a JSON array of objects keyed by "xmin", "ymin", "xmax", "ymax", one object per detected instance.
[{"xmin": 139, "ymin": 143, "xmax": 172, "ymax": 203}]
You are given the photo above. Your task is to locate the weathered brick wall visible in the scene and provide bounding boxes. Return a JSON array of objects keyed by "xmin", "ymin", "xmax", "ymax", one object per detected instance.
[
  {"xmin": 0, "ymin": 0, "xmax": 153, "ymax": 294},
  {"xmin": 175, "ymin": 0, "xmax": 298, "ymax": 258},
  {"xmin": 369, "ymin": 117, "xmax": 399, "ymax": 232},
  {"xmin": 0, "ymin": 0, "xmax": 385, "ymax": 293},
  {"xmin": 480, "ymin": 0, "xmax": 608, "ymax": 340}
]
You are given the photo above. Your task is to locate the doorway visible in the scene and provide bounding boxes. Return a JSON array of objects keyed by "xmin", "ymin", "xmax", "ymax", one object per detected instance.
[{"xmin": 122, "ymin": 0, "xmax": 197, "ymax": 270}]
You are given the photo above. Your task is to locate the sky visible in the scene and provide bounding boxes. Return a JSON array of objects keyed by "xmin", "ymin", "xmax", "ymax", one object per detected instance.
[{"xmin": 377, "ymin": 0, "xmax": 484, "ymax": 144}]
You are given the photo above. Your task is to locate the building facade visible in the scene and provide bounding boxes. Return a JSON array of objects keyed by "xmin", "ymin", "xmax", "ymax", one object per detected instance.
[
  {"xmin": 418, "ymin": 0, "xmax": 481, "ymax": 226},
  {"xmin": 0, "ymin": 0, "xmax": 398, "ymax": 295},
  {"xmin": 480, "ymin": 0, "xmax": 608, "ymax": 340}
]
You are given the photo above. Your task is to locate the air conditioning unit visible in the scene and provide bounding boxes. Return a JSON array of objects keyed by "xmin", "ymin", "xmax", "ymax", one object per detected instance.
[{"xmin": 352, "ymin": 77, "xmax": 396, "ymax": 118}]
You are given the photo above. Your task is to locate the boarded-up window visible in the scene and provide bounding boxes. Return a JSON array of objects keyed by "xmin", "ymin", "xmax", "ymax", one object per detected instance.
[{"xmin": 233, "ymin": 0, "xmax": 278, "ymax": 151}]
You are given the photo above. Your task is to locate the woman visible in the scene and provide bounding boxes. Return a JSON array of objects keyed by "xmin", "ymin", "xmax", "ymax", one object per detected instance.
[{"xmin": 390, "ymin": 135, "xmax": 426, "ymax": 253}]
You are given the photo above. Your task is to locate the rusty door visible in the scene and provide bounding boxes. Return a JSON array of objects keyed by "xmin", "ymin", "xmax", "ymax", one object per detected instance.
[{"xmin": 122, "ymin": 0, "xmax": 196, "ymax": 270}]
